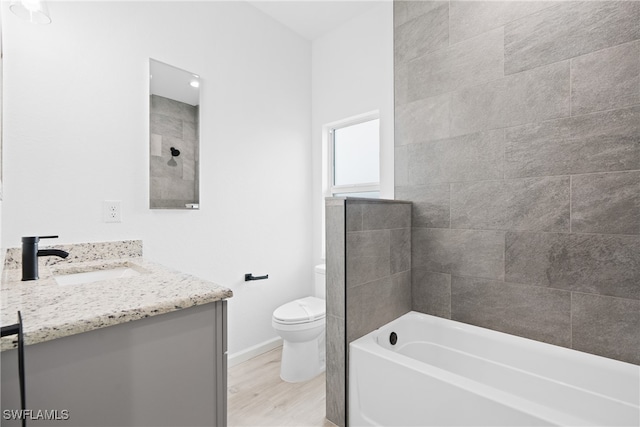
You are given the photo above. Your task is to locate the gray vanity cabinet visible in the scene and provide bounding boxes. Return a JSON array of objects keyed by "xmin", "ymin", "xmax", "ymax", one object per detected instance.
[{"xmin": 1, "ymin": 301, "xmax": 227, "ymax": 426}]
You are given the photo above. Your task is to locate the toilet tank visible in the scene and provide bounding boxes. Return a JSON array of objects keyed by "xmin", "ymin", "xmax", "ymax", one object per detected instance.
[{"xmin": 314, "ymin": 264, "xmax": 326, "ymax": 299}]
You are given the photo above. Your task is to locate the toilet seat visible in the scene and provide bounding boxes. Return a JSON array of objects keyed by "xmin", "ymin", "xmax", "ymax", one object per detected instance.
[{"xmin": 273, "ymin": 296, "xmax": 325, "ymax": 325}]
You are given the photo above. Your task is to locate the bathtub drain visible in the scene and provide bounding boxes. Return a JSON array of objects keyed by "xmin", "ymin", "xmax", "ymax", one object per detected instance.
[{"xmin": 389, "ymin": 332, "xmax": 397, "ymax": 345}]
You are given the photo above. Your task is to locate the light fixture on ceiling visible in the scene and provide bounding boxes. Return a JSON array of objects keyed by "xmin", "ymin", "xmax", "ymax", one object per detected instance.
[
  {"xmin": 190, "ymin": 74, "xmax": 200, "ymax": 88},
  {"xmin": 10, "ymin": 0, "xmax": 51, "ymax": 25}
]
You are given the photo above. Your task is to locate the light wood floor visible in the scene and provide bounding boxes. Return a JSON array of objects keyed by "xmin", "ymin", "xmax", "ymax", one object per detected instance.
[{"xmin": 228, "ymin": 346, "xmax": 336, "ymax": 427}]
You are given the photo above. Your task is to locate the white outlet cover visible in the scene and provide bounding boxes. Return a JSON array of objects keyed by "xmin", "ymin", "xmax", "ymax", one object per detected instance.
[{"xmin": 103, "ymin": 200, "xmax": 122, "ymax": 223}]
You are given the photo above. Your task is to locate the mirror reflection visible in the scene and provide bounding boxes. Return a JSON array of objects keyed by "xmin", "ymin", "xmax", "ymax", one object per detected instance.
[{"xmin": 149, "ymin": 58, "xmax": 200, "ymax": 209}]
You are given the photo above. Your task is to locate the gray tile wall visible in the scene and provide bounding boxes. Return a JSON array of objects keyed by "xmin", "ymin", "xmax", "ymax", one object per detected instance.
[
  {"xmin": 345, "ymin": 200, "xmax": 412, "ymax": 344},
  {"xmin": 150, "ymin": 95, "xmax": 199, "ymax": 208},
  {"xmin": 394, "ymin": 0, "xmax": 640, "ymax": 365},
  {"xmin": 325, "ymin": 198, "xmax": 412, "ymax": 427},
  {"xmin": 325, "ymin": 199, "xmax": 346, "ymax": 427}
]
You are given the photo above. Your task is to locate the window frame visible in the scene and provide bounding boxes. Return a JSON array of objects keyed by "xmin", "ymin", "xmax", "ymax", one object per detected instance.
[{"xmin": 324, "ymin": 111, "xmax": 381, "ymax": 199}]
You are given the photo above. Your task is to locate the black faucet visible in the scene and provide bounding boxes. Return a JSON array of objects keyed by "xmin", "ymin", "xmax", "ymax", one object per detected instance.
[{"xmin": 21, "ymin": 236, "xmax": 69, "ymax": 281}]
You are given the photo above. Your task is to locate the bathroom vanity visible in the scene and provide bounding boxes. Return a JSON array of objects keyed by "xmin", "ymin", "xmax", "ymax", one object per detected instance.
[{"xmin": 0, "ymin": 240, "xmax": 232, "ymax": 427}]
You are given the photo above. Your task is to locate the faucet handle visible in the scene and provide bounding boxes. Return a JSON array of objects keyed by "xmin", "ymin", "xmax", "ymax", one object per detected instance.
[{"xmin": 22, "ymin": 235, "xmax": 58, "ymax": 243}]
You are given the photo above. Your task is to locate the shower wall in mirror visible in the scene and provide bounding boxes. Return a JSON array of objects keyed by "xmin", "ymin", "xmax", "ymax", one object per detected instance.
[{"xmin": 149, "ymin": 59, "xmax": 200, "ymax": 209}]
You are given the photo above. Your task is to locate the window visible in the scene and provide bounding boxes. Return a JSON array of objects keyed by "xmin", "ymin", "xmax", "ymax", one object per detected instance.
[
  {"xmin": 326, "ymin": 113, "xmax": 380, "ymax": 198},
  {"xmin": 321, "ymin": 112, "xmax": 381, "ymax": 258}
]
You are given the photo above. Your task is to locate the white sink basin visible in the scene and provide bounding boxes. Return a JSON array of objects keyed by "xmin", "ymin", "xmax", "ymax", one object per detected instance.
[{"xmin": 55, "ymin": 267, "xmax": 141, "ymax": 286}]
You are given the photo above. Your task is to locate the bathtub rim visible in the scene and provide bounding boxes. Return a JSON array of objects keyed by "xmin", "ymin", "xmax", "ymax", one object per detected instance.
[{"xmin": 350, "ymin": 311, "xmax": 640, "ymax": 407}]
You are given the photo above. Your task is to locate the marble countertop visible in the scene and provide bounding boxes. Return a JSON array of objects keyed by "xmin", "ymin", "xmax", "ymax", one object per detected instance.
[{"xmin": 1, "ymin": 240, "xmax": 232, "ymax": 351}]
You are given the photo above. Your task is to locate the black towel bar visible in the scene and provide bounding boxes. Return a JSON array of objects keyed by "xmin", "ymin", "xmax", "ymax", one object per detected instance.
[{"xmin": 245, "ymin": 273, "xmax": 269, "ymax": 281}]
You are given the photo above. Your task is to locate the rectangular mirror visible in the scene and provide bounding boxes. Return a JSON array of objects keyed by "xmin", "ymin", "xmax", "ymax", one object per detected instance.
[{"xmin": 149, "ymin": 58, "xmax": 200, "ymax": 209}]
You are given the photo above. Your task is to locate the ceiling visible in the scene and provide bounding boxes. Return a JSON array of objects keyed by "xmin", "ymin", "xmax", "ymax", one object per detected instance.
[
  {"xmin": 150, "ymin": 59, "xmax": 200, "ymax": 106},
  {"xmin": 247, "ymin": 1, "xmax": 385, "ymax": 41}
]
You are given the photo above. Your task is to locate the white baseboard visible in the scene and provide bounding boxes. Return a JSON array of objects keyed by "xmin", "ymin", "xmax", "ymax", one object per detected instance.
[{"xmin": 227, "ymin": 336, "xmax": 283, "ymax": 368}]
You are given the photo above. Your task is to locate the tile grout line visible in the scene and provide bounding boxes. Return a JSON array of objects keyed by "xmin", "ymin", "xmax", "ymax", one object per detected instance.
[
  {"xmin": 413, "ymin": 225, "xmax": 640, "ymax": 238},
  {"xmin": 448, "ymin": 183, "xmax": 452, "ymax": 229},
  {"xmin": 412, "ymin": 267, "xmax": 637, "ymax": 302},
  {"xmin": 448, "ymin": 0, "xmax": 451, "ymax": 48},
  {"xmin": 503, "ymin": 230, "xmax": 506, "ymax": 292},
  {"xmin": 503, "ymin": 128, "xmax": 507, "ymax": 181},
  {"xmin": 449, "ymin": 271, "xmax": 453, "ymax": 320},
  {"xmin": 400, "ymin": 168, "xmax": 640, "ymax": 187},
  {"xmin": 569, "ymin": 58, "xmax": 573, "ymax": 117},
  {"xmin": 570, "ymin": 292, "xmax": 573, "ymax": 349},
  {"xmin": 569, "ymin": 175, "xmax": 573, "ymax": 233},
  {"xmin": 399, "ymin": 100, "xmax": 638, "ymax": 150}
]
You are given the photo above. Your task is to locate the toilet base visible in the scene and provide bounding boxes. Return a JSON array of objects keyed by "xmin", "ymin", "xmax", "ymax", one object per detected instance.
[{"xmin": 280, "ymin": 337, "xmax": 325, "ymax": 383}]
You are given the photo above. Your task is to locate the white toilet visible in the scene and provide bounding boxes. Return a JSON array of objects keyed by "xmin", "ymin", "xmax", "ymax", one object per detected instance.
[{"xmin": 272, "ymin": 264, "xmax": 326, "ymax": 383}]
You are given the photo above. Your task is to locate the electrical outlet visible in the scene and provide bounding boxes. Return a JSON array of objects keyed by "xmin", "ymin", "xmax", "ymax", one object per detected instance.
[{"xmin": 103, "ymin": 200, "xmax": 122, "ymax": 223}]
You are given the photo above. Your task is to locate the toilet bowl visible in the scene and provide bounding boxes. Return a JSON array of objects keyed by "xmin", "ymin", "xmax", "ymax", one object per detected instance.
[{"xmin": 272, "ymin": 265, "xmax": 326, "ymax": 383}]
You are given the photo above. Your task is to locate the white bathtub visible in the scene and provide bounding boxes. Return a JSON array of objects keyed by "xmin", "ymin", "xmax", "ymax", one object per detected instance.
[{"xmin": 349, "ymin": 312, "xmax": 640, "ymax": 426}]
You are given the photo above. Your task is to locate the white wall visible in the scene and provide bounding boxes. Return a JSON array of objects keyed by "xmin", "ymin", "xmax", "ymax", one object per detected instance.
[
  {"xmin": 1, "ymin": 1, "xmax": 313, "ymax": 355},
  {"xmin": 311, "ymin": 3, "xmax": 394, "ymax": 264}
]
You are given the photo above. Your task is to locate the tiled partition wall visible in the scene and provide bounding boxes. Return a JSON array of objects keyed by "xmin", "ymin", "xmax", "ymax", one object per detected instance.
[
  {"xmin": 325, "ymin": 198, "xmax": 412, "ymax": 427},
  {"xmin": 394, "ymin": 0, "xmax": 640, "ymax": 365}
]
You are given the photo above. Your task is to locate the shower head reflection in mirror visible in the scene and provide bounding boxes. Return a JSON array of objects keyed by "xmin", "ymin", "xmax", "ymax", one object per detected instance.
[{"xmin": 167, "ymin": 147, "xmax": 181, "ymax": 167}]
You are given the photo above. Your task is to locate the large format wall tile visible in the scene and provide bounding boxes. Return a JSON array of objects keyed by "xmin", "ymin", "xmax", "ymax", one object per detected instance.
[
  {"xmin": 571, "ymin": 41, "xmax": 640, "ymax": 116},
  {"xmin": 395, "ymin": 93, "xmax": 450, "ymax": 145},
  {"xmin": 390, "ymin": 228, "xmax": 411, "ymax": 274},
  {"xmin": 150, "ymin": 155, "xmax": 183, "ymax": 179},
  {"xmin": 183, "ymin": 120, "xmax": 197, "ymax": 142},
  {"xmin": 394, "ymin": 2, "xmax": 448, "ymax": 64},
  {"xmin": 394, "ymin": 0, "xmax": 447, "ymax": 28},
  {"xmin": 151, "ymin": 95, "xmax": 197, "ymax": 123},
  {"xmin": 413, "ymin": 228, "xmax": 505, "ymax": 280},
  {"xmin": 450, "ymin": 61, "xmax": 570, "ymax": 136},
  {"xmin": 405, "ymin": 130, "xmax": 504, "ymax": 184},
  {"xmin": 505, "ymin": 232, "xmax": 640, "ymax": 300},
  {"xmin": 408, "ymin": 28, "xmax": 504, "ymax": 101},
  {"xmin": 326, "ymin": 200, "xmax": 346, "ymax": 427},
  {"xmin": 396, "ymin": 184, "xmax": 450, "ymax": 228},
  {"xmin": 346, "ymin": 271, "xmax": 412, "ymax": 343},
  {"xmin": 394, "ymin": 63, "xmax": 409, "ymax": 107},
  {"xmin": 326, "ymin": 202, "xmax": 346, "ymax": 319},
  {"xmin": 362, "ymin": 202, "xmax": 411, "ymax": 231},
  {"xmin": 451, "ymin": 276, "xmax": 571, "ymax": 346},
  {"xmin": 396, "ymin": 0, "xmax": 640, "ymax": 365},
  {"xmin": 150, "ymin": 113, "xmax": 182, "ymax": 139},
  {"xmin": 412, "ymin": 269, "xmax": 451, "ymax": 318},
  {"xmin": 449, "ymin": 1, "xmax": 553, "ymax": 44},
  {"xmin": 451, "ymin": 176, "xmax": 570, "ymax": 232},
  {"xmin": 326, "ymin": 314, "xmax": 345, "ymax": 427},
  {"xmin": 163, "ymin": 175, "xmax": 195, "ymax": 199},
  {"xmin": 394, "ymin": 146, "xmax": 409, "ymax": 186},
  {"xmin": 346, "ymin": 203, "xmax": 363, "ymax": 232},
  {"xmin": 571, "ymin": 171, "xmax": 640, "ymax": 235},
  {"xmin": 346, "ymin": 230, "xmax": 390, "ymax": 288},
  {"xmin": 504, "ymin": 106, "xmax": 640, "ymax": 178},
  {"xmin": 572, "ymin": 293, "xmax": 640, "ymax": 365},
  {"xmin": 505, "ymin": 1, "xmax": 640, "ymax": 74},
  {"xmin": 350, "ymin": 201, "xmax": 412, "ymax": 232}
]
